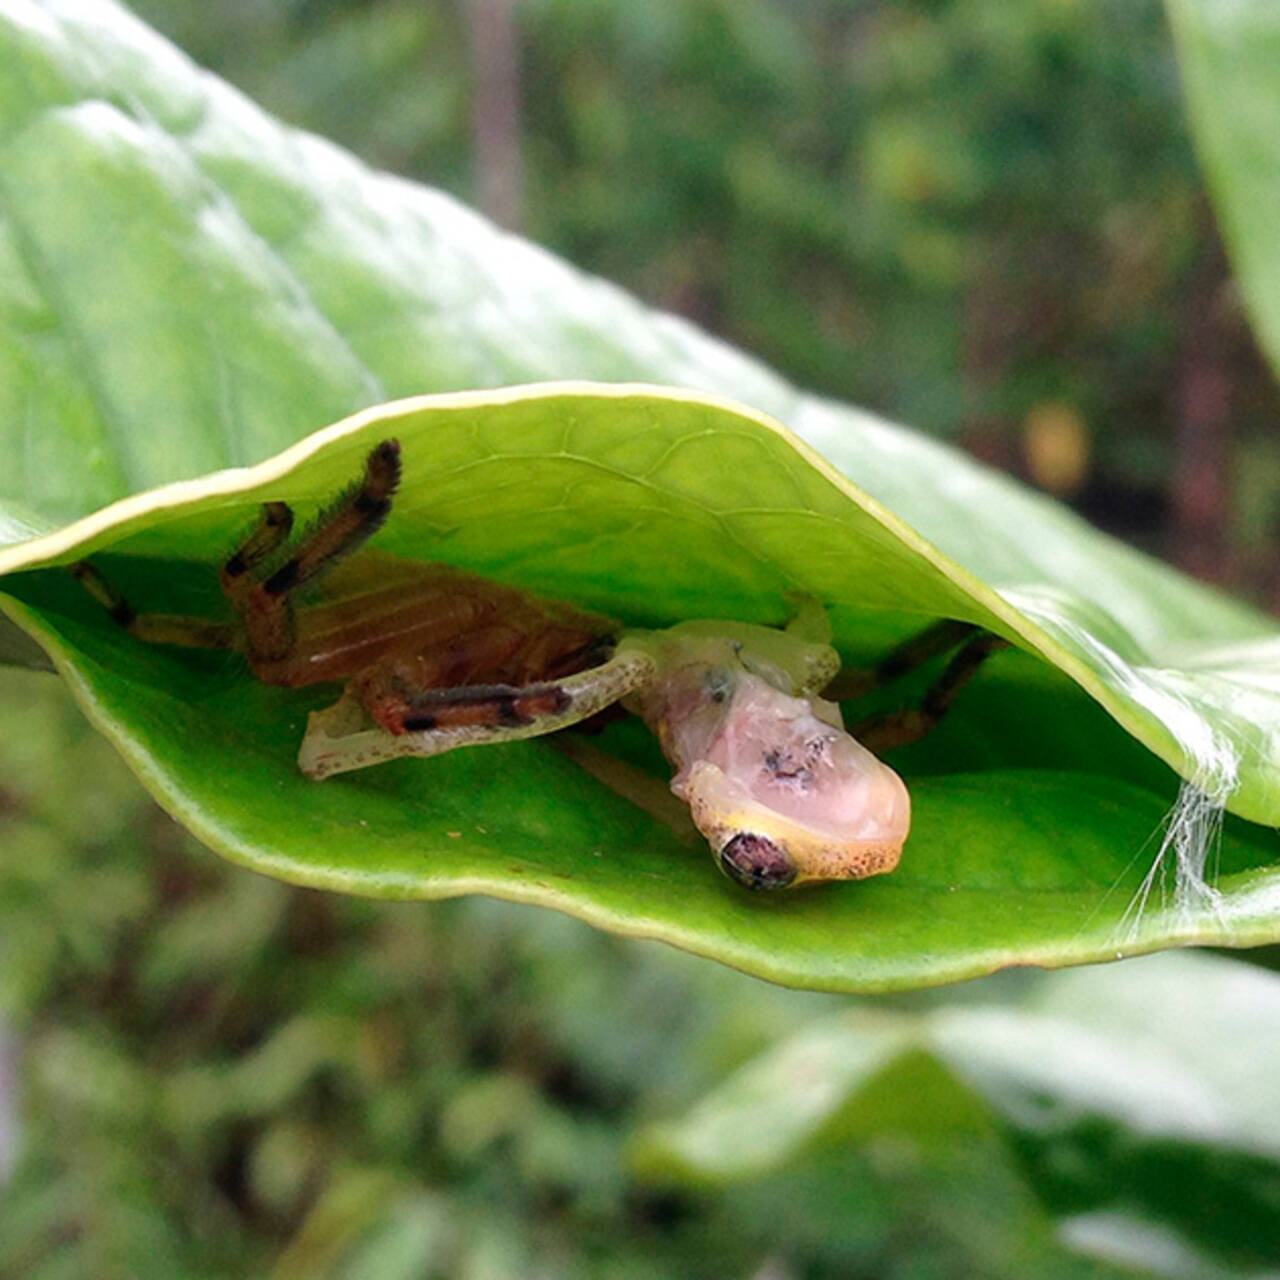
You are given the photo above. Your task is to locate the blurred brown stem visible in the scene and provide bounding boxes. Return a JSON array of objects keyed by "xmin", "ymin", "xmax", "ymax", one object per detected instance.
[
  {"xmin": 1170, "ymin": 230, "xmax": 1234, "ymax": 583},
  {"xmin": 464, "ymin": 0, "xmax": 523, "ymax": 231}
]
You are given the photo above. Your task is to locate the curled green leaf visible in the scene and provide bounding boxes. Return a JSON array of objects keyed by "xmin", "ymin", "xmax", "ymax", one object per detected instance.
[{"xmin": 2, "ymin": 385, "xmax": 1279, "ymax": 992}]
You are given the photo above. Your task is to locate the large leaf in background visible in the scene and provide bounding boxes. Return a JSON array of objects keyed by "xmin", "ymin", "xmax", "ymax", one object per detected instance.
[
  {"xmin": 635, "ymin": 951, "xmax": 1280, "ymax": 1277},
  {"xmin": 1, "ymin": 0, "xmax": 1280, "ymax": 991},
  {"xmin": 1167, "ymin": 0, "xmax": 1280, "ymax": 379}
]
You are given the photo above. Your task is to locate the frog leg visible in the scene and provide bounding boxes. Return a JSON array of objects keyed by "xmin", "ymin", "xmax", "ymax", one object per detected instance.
[
  {"xmin": 848, "ymin": 630, "xmax": 1012, "ymax": 752},
  {"xmin": 298, "ymin": 645, "xmax": 657, "ymax": 779},
  {"xmin": 781, "ymin": 591, "xmax": 833, "ymax": 645}
]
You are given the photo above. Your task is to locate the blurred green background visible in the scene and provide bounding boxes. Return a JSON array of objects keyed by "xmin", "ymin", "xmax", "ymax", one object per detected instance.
[
  {"xmin": 135, "ymin": 0, "xmax": 1280, "ymax": 601},
  {"xmin": 4, "ymin": 0, "xmax": 1280, "ymax": 1274}
]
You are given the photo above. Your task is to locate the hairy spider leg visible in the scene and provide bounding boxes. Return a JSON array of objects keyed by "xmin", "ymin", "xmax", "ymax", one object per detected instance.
[
  {"xmin": 234, "ymin": 440, "xmax": 403, "ymax": 668},
  {"xmin": 219, "ymin": 500, "xmax": 294, "ymax": 610},
  {"xmin": 71, "ymin": 561, "xmax": 239, "ymax": 650},
  {"xmin": 70, "ymin": 504, "xmax": 295, "ymax": 649},
  {"xmin": 71, "ymin": 440, "xmax": 403, "ymax": 664},
  {"xmin": 850, "ymin": 629, "xmax": 1012, "ymax": 752},
  {"xmin": 823, "ymin": 618, "xmax": 983, "ymax": 700}
]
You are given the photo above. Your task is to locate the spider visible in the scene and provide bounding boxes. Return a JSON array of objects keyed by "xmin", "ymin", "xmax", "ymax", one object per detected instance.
[{"xmin": 73, "ymin": 440, "xmax": 1007, "ymax": 890}]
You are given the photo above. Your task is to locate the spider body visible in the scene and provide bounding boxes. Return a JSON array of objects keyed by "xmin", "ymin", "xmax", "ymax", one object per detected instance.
[
  {"xmin": 76, "ymin": 442, "xmax": 618, "ymax": 741},
  {"xmin": 75, "ymin": 439, "xmax": 1007, "ymax": 890},
  {"xmin": 254, "ymin": 556, "xmax": 616, "ymax": 734}
]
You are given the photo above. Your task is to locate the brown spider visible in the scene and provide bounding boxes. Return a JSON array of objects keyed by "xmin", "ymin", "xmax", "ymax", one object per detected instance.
[{"xmin": 74, "ymin": 440, "xmax": 1007, "ymax": 890}]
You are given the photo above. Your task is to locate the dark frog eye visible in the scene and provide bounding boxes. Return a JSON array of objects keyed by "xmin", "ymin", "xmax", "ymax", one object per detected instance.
[{"xmin": 717, "ymin": 832, "xmax": 797, "ymax": 890}]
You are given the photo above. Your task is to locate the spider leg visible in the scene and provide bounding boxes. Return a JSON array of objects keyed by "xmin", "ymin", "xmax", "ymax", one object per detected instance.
[
  {"xmin": 823, "ymin": 619, "xmax": 984, "ymax": 700},
  {"xmin": 378, "ymin": 677, "xmax": 580, "ymax": 733},
  {"xmin": 232, "ymin": 440, "xmax": 402, "ymax": 665},
  {"xmin": 219, "ymin": 500, "xmax": 294, "ymax": 610},
  {"xmin": 849, "ymin": 630, "xmax": 1012, "ymax": 753},
  {"xmin": 71, "ymin": 561, "xmax": 238, "ymax": 650},
  {"xmin": 298, "ymin": 646, "xmax": 657, "ymax": 779},
  {"xmin": 362, "ymin": 642, "xmax": 653, "ymax": 737}
]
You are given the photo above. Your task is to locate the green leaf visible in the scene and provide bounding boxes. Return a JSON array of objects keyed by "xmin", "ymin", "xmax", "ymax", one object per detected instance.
[
  {"xmin": 1, "ymin": 1, "xmax": 1279, "ymax": 992},
  {"xmin": 634, "ymin": 950, "xmax": 1280, "ymax": 1275},
  {"xmin": 1167, "ymin": 0, "xmax": 1280, "ymax": 379},
  {"xmin": 4, "ymin": 386, "xmax": 1280, "ymax": 993}
]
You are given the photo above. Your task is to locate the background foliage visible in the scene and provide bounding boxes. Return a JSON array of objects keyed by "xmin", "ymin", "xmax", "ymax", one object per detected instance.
[
  {"xmin": 132, "ymin": 0, "xmax": 1280, "ymax": 595},
  {"xmin": 3, "ymin": 0, "xmax": 1280, "ymax": 1274}
]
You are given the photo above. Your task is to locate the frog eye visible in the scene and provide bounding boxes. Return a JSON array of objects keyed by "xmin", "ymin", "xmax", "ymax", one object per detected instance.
[{"xmin": 716, "ymin": 832, "xmax": 797, "ymax": 890}]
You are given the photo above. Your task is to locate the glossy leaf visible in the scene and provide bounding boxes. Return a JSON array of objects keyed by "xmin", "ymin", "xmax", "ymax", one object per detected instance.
[{"xmin": 1, "ymin": 1, "xmax": 1280, "ymax": 991}]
